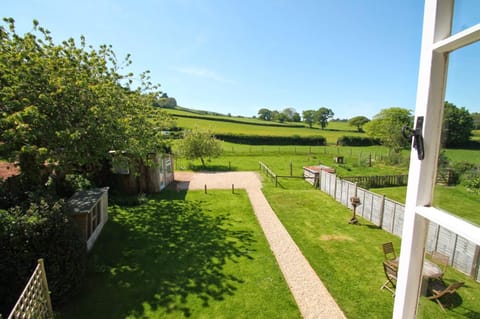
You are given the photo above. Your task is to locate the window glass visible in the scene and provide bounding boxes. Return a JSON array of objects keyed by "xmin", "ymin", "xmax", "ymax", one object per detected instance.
[
  {"xmin": 433, "ymin": 41, "xmax": 480, "ymax": 228},
  {"xmin": 452, "ymin": 0, "xmax": 480, "ymax": 34}
]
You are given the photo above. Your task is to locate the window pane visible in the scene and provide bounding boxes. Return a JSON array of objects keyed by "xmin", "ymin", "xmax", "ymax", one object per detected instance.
[
  {"xmin": 453, "ymin": 0, "xmax": 480, "ymax": 34},
  {"xmin": 434, "ymin": 41, "xmax": 480, "ymax": 228}
]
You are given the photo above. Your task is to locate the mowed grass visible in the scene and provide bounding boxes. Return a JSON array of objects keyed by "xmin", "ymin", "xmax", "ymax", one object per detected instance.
[
  {"xmin": 371, "ymin": 185, "xmax": 480, "ymax": 226},
  {"xmin": 56, "ymin": 190, "xmax": 300, "ymax": 319},
  {"xmin": 261, "ymin": 179, "xmax": 480, "ymax": 319}
]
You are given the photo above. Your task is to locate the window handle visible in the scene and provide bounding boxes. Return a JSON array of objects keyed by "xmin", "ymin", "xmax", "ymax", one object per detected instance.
[{"xmin": 402, "ymin": 116, "xmax": 424, "ymax": 160}]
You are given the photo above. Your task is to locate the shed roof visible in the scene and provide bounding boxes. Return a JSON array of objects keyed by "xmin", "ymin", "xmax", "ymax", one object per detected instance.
[{"xmin": 67, "ymin": 187, "xmax": 109, "ymax": 214}]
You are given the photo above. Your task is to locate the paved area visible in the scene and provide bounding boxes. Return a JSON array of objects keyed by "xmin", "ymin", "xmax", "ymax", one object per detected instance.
[{"xmin": 174, "ymin": 172, "xmax": 346, "ymax": 319}]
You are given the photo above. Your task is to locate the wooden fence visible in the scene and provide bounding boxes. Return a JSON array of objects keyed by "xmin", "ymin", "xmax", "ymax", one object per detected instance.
[
  {"xmin": 320, "ymin": 170, "xmax": 480, "ymax": 282},
  {"xmin": 342, "ymin": 174, "xmax": 408, "ymax": 188},
  {"xmin": 7, "ymin": 259, "xmax": 53, "ymax": 319}
]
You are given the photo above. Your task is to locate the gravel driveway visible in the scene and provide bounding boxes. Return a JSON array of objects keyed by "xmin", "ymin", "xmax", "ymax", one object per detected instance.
[{"xmin": 173, "ymin": 171, "xmax": 346, "ymax": 319}]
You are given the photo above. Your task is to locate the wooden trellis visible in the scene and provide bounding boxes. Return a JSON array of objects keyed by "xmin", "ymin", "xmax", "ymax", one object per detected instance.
[{"xmin": 7, "ymin": 259, "xmax": 53, "ymax": 319}]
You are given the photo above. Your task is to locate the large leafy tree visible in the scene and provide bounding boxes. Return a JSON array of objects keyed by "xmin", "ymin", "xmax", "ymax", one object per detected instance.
[
  {"xmin": 315, "ymin": 107, "xmax": 334, "ymax": 129},
  {"xmin": 348, "ymin": 116, "xmax": 370, "ymax": 132},
  {"xmin": 302, "ymin": 110, "xmax": 316, "ymax": 128},
  {"xmin": 257, "ymin": 108, "xmax": 273, "ymax": 121},
  {"xmin": 0, "ymin": 18, "xmax": 171, "ymax": 186},
  {"xmin": 178, "ymin": 127, "xmax": 222, "ymax": 167},
  {"xmin": 443, "ymin": 101, "xmax": 474, "ymax": 147},
  {"xmin": 364, "ymin": 107, "xmax": 412, "ymax": 152}
]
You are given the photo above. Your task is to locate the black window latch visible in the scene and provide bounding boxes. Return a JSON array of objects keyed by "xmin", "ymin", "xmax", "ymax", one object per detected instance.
[{"xmin": 402, "ymin": 116, "xmax": 424, "ymax": 160}]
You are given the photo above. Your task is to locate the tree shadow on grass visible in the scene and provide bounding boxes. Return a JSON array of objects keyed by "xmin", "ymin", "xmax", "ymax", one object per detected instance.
[{"xmin": 60, "ymin": 199, "xmax": 256, "ymax": 318}]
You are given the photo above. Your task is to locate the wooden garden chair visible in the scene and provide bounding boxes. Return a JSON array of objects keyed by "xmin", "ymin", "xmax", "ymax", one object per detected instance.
[
  {"xmin": 381, "ymin": 261, "xmax": 398, "ymax": 296},
  {"xmin": 431, "ymin": 251, "xmax": 449, "ymax": 275},
  {"xmin": 427, "ymin": 281, "xmax": 464, "ymax": 312},
  {"xmin": 382, "ymin": 242, "xmax": 397, "ymax": 262}
]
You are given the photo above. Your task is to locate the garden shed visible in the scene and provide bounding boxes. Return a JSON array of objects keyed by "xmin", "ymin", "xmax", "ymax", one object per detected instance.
[
  {"xmin": 303, "ymin": 165, "xmax": 335, "ymax": 187},
  {"xmin": 67, "ymin": 187, "xmax": 109, "ymax": 251},
  {"xmin": 110, "ymin": 152, "xmax": 174, "ymax": 195}
]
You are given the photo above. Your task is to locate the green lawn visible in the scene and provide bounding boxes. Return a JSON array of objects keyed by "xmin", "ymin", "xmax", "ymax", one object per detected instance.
[
  {"xmin": 56, "ymin": 190, "xmax": 300, "ymax": 319},
  {"xmin": 261, "ymin": 179, "xmax": 480, "ymax": 319}
]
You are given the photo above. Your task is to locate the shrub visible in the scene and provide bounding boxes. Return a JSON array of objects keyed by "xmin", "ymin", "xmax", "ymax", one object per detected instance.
[
  {"xmin": 215, "ymin": 134, "xmax": 326, "ymax": 146},
  {"xmin": 336, "ymin": 136, "xmax": 381, "ymax": 146},
  {"xmin": 0, "ymin": 198, "xmax": 86, "ymax": 316},
  {"xmin": 461, "ymin": 167, "xmax": 480, "ymax": 193}
]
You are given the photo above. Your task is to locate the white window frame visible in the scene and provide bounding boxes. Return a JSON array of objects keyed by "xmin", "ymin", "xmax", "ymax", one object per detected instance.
[{"xmin": 393, "ymin": 1, "xmax": 480, "ymax": 318}]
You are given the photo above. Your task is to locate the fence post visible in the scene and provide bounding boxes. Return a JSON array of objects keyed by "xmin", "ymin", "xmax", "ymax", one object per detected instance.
[
  {"xmin": 232, "ymin": 184, "xmax": 234, "ymax": 194},
  {"xmin": 204, "ymin": 184, "xmax": 207, "ymax": 194},
  {"xmin": 471, "ymin": 245, "xmax": 480, "ymax": 279},
  {"xmin": 290, "ymin": 161, "xmax": 293, "ymax": 176},
  {"xmin": 275, "ymin": 175, "xmax": 278, "ymax": 187},
  {"xmin": 379, "ymin": 195, "xmax": 386, "ymax": 228},
  {"xmin": 333, "ymin": 174, "xmax": 338, "ymax": 200}
]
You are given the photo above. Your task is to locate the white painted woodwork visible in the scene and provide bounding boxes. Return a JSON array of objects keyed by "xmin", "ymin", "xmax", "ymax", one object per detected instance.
[{"xmin": 393, "ymin": 0, "xmax": 480, "ymax": 318}]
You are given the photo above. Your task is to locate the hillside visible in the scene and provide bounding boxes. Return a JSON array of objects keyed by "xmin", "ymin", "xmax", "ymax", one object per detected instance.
[{"xmin": 163, "ymin": 107, "xmax": 363, "ymax": 145}]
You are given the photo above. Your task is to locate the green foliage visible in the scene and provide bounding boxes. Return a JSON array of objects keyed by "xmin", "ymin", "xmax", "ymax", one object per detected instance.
[
  {"xmin": 0, "ymin": 18, "xmax": 172, "ymax": 188},
  {"xmin": 364, "ymin": 107, "xmax": 413, "ymax": 153},
  {"xmin": 257, "ymin": 108, "xmax": 273, "ymax": 121},
  {"xmin": 0, "ymin": 198, "xmax": 86, "ymax": 316},
  {"xmin": 154, "ymin": 94, "xmax": 177, "ymax": 108},
  {"xmin": 472, "ymin": 112, "xmax": 480, "ymax": 130},
  {"xmin": 443, "ymin": 101, "xmax": 474, "ymax": 147},
  {"xmin": 302, "ymin": 110, "xmax": 316, "ymax": 128},
  {"xmin": 215, "ymin": 134, "xmax": 327, "ymax": 146},
  {"xmin": 348, "ymin": 116, "xmax": 370, "ymax": 132},
  {"xmin": 177, "ymin": 127, "xmax": 223, "ymax": 167},
  {"xmin": 315, "ymin": 107, "xmax": 334, "ymax": 129},
  {"xmin": 336, "ymin": 135, "xmax": 380, "ymax": 146}
]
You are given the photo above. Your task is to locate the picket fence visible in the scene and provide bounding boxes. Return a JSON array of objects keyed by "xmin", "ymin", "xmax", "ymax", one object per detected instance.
[
  {"xmin": 6, "ymin": 259, "xmax": 53, "ymax": 319},
  {"xmin": 320, "ymin": 170, "xmax": 480, "ymax": 282}
]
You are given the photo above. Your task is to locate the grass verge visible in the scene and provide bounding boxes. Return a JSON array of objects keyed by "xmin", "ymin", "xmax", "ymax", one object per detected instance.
[{"xmin": 56, "ymin": 190, "xmax": 300, "ymax": 319}]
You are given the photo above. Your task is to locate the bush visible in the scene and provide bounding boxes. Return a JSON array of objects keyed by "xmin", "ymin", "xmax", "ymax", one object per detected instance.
[
  {"xmin": 461, "ymin": 167, "xmax": 480, "ymax": 193},
  {"xmin": 336, "ymin": 136, "xmax": 381, "ymax": 146},
  {"xmin": 0, "ymin": 198, "xmax": 86, "ymax": 316},
  {"xmin": 215, "ymin": 134, "xmax": 326, "ymax": 145}
]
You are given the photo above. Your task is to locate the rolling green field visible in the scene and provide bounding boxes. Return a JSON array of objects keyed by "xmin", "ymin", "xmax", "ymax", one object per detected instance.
[{"xmin": 165, "ymin": 108, "xmax": 361, "ymax": 145}]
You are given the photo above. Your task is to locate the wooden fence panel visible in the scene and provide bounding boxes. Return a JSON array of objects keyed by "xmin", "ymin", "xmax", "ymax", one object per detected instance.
[
  {"xmin": 356, "ymin": 188, "xmax": 367, "ymax": 218},
  {"xmin": 382, "ymin": 199, "xmax": 396, "ymax": 233},
  {"xmin": 8, "ymin": 259, "xmax": 52, "ymax": 319},
  {"xmin": 371, "ymin": 194, "xmax": 384, "ymax": 226},
  {"xmin": 435, "ymin": 228, "xmax": 457, "ymax": 264},
  {"xmin": 452, "ymin": 236, "xmax": 477, "ymax": 275},
  {"xmin": 392, "ymin": 204, "xmax": 404, "ymax": 237}
]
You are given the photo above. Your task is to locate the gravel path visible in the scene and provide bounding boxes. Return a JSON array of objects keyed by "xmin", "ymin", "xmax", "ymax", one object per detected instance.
[{"xmin": 174, "ymin": 172, "xmax": 346, "ymax": 319}]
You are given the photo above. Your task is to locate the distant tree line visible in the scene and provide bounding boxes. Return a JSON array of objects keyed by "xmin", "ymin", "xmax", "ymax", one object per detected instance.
[{"xmin": 257, "ymin": 107, "xmax": 336, "ymax": 130}]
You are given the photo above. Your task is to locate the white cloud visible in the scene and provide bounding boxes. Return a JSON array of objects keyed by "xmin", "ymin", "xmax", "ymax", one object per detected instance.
[{"xmin": 175, "ymin": 66, "xmax": 236, "ymax": 84}]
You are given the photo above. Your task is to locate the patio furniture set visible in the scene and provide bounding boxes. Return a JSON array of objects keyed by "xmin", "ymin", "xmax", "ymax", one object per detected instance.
[{"xmin": 380, "ymin": 242, "xmax": 464, "ymax": 312}]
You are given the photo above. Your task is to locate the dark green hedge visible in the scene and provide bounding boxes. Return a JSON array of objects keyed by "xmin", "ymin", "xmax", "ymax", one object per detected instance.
[
  {"xmin": 0, "ymin": 198, "xmax": 86, "ymax": 316},
  {"xmin": 336, "ymin": 135, "xmax": 381, "ymax": 146},
  {"xmin": 215, "ymin": 134, "xmax": 326, "ymax": 145}
]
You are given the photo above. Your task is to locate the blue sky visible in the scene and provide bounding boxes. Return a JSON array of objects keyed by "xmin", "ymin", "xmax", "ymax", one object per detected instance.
[{"xmin": 3, "ymin": 0, "xmax": 479, "ymax": 119}]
